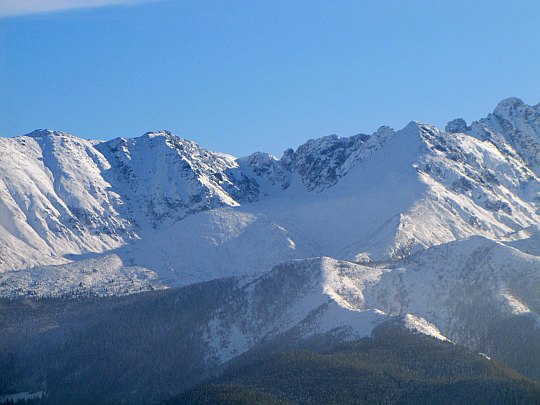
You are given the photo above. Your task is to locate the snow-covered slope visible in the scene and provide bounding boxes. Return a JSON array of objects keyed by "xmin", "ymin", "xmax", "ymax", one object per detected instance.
[
  {"xmin": 470, "ymin": 98, "xmax": 540, "ymax": 175},
  {"xmin": 0, "ymin": 254, "xmax": 164, "ymax": 298},
  {"xmin": 94, "ymin": 131, "xmax": 246, "ymax": 229},
  {"xmin": 0, "ymin": 130, "xmax": 132, "ymax": 270},
  {"xmin": 202, "ymin": 235, "xmax": 538, "ymax": 365},
  {"xmin": 202, "ymin": 257, "xmax": 437, "ymax": 363},
  {"xmin": 448, "ymin": 98, "xmax": 540, "ymax": 177},
  {"xmin": 0, "ymin": 130, "xmax": 254, "ymax": 271},
  {"xmin": 367, "ymin": 236, "xmax": 540, "ymax": 343},
  {"xmin": 501, "ymin": 224, "xmax": 540, "ymax": 256}
]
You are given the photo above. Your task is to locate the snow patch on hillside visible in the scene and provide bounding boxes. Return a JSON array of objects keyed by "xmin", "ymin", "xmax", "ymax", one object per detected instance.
[{"xmin": 401, "ymin": 314, "xmax": 450, "ymax": 342}]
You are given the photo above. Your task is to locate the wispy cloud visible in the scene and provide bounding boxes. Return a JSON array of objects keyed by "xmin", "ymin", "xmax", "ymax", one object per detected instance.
[{"xmin": 0, "ymin": 0, "xmax": 155, "ymax": 17}]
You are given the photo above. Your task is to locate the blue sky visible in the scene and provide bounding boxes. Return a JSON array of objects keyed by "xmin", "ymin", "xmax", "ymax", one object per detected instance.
[{"xmin": 1, "ymin": 1, "xmax": 539, "ymax": 157}]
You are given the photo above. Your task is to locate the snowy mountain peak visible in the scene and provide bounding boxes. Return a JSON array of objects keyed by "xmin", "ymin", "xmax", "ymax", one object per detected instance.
[
  {"xmin": 403, "ymin": 120, "xmax": 423, "ymax": 131},
  {"xmin": 142, "ymin": 129, "xmax": 173, "ymax": 138},
  {"xmin": 93, "ymin": 131, "xmax": 246, "ymax": 229},
  {"xmin": 493, "ymin": 96, "xmax": 526, "ymax": 115},
  {"xmin": 134, "ymin": 130, "xmax": 199, "ymax": 151},
  {"xmin": 244, "ymin": 151, "xmax": 278, "ymax": 165},
  {"xmin": 445, "ymin": 118, "xmax": 469, "ymax": 133},
  {"xmin": 24, "ymin": 128, "xmax": 71, "ymax": 138},
  {"xmin": 373, "ymin": 125, "xmax": 395, "ymax": 137},
  {"xmin": 466, "ymin": 97, "xmax": 540, "ymax": 174},
  {"xmin": 283, "ymin": 132, "xmax": 370, "ymax": 191}
]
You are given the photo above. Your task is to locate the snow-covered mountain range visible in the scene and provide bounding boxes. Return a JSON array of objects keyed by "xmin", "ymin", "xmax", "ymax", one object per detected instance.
[
  {"xmin": 1, "ymin": 97, "xmax": 539, "ymax": 383},
  {"xmin": 1, "ymin": 97, "xmax": 538, "ymax": 285}
]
